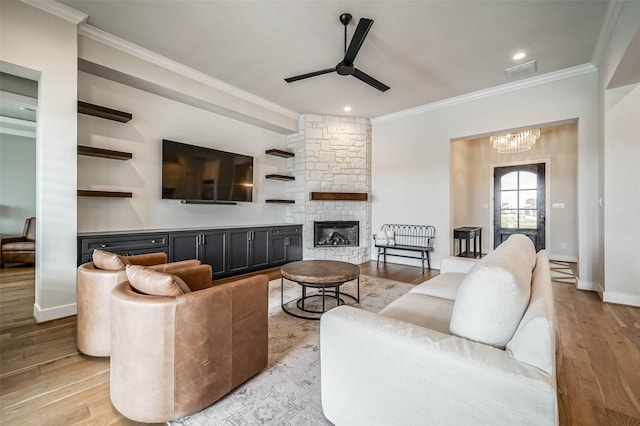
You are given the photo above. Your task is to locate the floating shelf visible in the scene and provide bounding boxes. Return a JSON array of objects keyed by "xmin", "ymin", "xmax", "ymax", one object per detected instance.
[
  {"xmin": 265, "ymin": 149, "xmax": 295, "ymax": 158},
  {"xmin": 266, "ymin": 199, "xmax": 295, "ymax": 204},
  {"xmin": 310, "ymin": 192, "xmax": 368, "ymax": 201},
  {"xmin": 78, "ymin": 101, "xmax": 132, "ymax": 123},
  {"xmin": 78, "ymin": 145, "xmax": 132, "ymax": 160},
  {"xmin": 78, "ymin": 190, "xmax": 132, "ymax": 198},
  {"xmin": 265, "ymin": 174, "xmax": 295, "ymax": 181}
]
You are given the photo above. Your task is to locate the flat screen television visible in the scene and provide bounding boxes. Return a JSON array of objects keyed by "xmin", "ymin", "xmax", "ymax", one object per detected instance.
[{"xmin": 162, "ymin": 139, "xmax": 254, "ymax": 203}]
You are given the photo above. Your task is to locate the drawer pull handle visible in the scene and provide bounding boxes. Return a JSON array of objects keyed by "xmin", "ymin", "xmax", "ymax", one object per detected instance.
[
  {"xmin": 151, "ymin": 240, "xmax": 156, "ymax": 243},
  {"xmin": 101, "ymin": 243, "xmax": 107, "ymax": 248}
]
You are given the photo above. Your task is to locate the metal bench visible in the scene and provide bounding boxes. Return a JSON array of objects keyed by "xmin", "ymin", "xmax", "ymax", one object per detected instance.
[{"xmin": 373, "ymin": 224, "xmax": 436, "ymax": 272}]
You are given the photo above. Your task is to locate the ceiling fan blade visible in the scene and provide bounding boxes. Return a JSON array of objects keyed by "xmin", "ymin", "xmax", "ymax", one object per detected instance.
[
  {"xmin": 352, "ymin": 68, "xmax": 390, "ymax": 92},
  {"xmin": 284, "ymin": 68, "xmax": 335, "ymax": 83},
  {"xmin": 343, "ymin": 18, "xmax": 373, "ymax": 65}
]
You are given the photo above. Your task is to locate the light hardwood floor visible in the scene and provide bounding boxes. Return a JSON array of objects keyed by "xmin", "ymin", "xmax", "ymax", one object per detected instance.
[{"xmin": 1, "ymin": 262, "xmax": 639, "ymax": 425}]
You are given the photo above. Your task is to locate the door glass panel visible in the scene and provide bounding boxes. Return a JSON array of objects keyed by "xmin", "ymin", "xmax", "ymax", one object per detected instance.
[
  {"xmin": 501, "ymin": 172, "xmax": 518, "ymax": 190},
  {"xmin": 519, "ymin": 210, "xmax": 537, "ymax": 229},
  {"xmin": 501, "ymin": 210, "xmax": 518, "ymax": 228},
  {"xmin": 519, "ymin": 190, "xmax": 537, "ymax": 208},
  {"xmin": 519, "ymin": 171, "xmax": 537, "ymax": 189},
  {"xmin": 501, "ymin": 191, "xmax": 518, "ymax": 209}
]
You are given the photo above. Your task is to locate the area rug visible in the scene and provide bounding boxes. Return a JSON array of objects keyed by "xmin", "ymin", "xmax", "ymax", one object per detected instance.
[{"xmin": 170, "ymin": 275, "xmax": 413, "ymax": 426}]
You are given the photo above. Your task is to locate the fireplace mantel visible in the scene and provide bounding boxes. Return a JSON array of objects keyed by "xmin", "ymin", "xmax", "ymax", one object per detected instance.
[{"xmin": 310, "ymin": 192, "xmax": 368, "ymax": 201}]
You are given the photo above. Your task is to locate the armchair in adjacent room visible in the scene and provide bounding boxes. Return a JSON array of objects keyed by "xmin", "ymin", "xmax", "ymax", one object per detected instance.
[
  {"xmin": 0, "ymin": 217, "xmax": 36, "ymax": 267},
  {"xmin": 76, "ymin": 249, "xmax": 208, "ymax": 357},
  {"xmin": 109, "ymin": 266, "xmax": 269, "ymax": 423}
]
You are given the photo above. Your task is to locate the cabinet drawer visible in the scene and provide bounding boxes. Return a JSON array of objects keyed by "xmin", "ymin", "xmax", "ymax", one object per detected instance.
[
  {"xmin": 270, "ymin": 226, "xmax": 302, "ymax": 235},
  {"xmin": 81, "ymin": 234, "xmax": 169, "ymax": 254}
]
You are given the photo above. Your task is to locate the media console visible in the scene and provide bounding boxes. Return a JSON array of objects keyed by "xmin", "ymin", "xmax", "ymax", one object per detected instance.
[{"xmin": 78, "ymin": 224, "xmax": 303, "ymax": 279}]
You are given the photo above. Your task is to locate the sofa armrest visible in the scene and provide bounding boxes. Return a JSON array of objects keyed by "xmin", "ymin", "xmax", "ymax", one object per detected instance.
[
  {"xmin": 0, "ymin": 236, "xmax": 26, "ymax": 247},
  {"xmin": 320, "ymin": 306, "xmax": 557, "ymax": 426},
  {"xmin": 439, "ymin": 256, "xmax": 478, "ymax": 274}
]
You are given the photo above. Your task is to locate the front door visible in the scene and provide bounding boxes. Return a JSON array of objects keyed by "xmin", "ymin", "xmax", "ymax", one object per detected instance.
[{"xmin": 493, "ymin": 163, "xmax": 545, "ymax": 251}]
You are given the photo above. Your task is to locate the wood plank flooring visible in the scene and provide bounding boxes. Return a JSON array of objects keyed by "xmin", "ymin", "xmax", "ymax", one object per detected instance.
[{"xmin": 1, "ymin": 262, "xmax": 639, "ymax": 425}]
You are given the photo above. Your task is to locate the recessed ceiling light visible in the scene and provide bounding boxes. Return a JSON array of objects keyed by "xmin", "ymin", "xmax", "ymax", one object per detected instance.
[
  {"xmin": 343, "ymin": 106, "xmax": 352, "ymax": 112},
  {"xmin": 513, "ymin": 52, "xmax": 526, "ymax": 60}
]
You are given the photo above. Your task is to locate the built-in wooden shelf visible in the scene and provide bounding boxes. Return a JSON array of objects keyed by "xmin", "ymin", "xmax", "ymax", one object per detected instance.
[
  {"xmin": 310, "ymin": 192, "xmax": 368, "ymax": 201},
  {"xmin": 265, "ymin": 174, "xmax": 295, "ymax": 181},
  {"xmin": 265, "ymin": 149, "xmax": 295, "ymax": 158},
  {"xmin": 78, "ymin": 145, "xmax": 132, "ymax": 160},
  {"xmin": 78, "ymin": 190, "xmax": 133, "ymax": 198},
  {"xmin": 266, "ymin": 199, "xmax": 295, "ymax": 204},
  {"xmin": 78, "ymin": 101, "xmax": 132, "ymax": 123}
]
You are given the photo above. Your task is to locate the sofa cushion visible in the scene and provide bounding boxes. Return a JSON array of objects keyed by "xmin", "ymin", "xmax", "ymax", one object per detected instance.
[
  {"xmin": 125, "ymin": 265, "xmax": 191, "ymax": 296},
  {"xmin": 379, "ymin": 293, "xmax": 454, "ymax": 334},
  {"xmin": 411, "ymin": 272, "xmax": 466, "ymax": 301},
  {"xmin": 2, "ymin": 241, "xmax": 35, "ymax": 251},
  {"xmin": 506, "ymin": 251, "xmax": 556, "ymax": 374},
  {"xmin": 93, "ymin": 249, "xmax": 131, "ymax": 271},
  {"xmin": 449, "ymin": 235, "xmax": 533, "ymax": 349}
]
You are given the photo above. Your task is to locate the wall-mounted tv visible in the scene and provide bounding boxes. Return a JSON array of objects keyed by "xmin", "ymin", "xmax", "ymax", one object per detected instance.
[{"xmin": 162, "ymin": 139, "xmax": 254, "ymax": 203}]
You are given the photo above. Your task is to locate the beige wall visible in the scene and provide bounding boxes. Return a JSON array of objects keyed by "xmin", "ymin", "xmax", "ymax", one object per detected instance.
[{"xmin": 451, "ymin": 123, "xmax": 578, "ymax": 260}]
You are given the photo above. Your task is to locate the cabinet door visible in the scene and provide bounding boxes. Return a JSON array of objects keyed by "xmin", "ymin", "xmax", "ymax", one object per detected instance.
[
  {"xmin": 228, "ymin": 229, "xmax": 251, "ymax": 274},
  {"xmin": 169, "ymin": 232, "xmax": 199, "ymax": 262},
  {"xmin": 201, "ymin": 231, "xmax": 227, "ymax": 278},
  {"xmin": 270, "ymin": 234, "xmax": 287, "ymax": 265},
  {"xmin": 286, "ymin": 233, "xmax": 303, "ymax": 262},
  {"xmin": 251, "ymin": 228, "xmax": 270, "ymax": 269}
]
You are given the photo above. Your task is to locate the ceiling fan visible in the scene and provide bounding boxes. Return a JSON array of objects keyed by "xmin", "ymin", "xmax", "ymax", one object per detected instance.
[{"xmin": 284, "ymin": 13, "xmax": 390, "ymax": 92}]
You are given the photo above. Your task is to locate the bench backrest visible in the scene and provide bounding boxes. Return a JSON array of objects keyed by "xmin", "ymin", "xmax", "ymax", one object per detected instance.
[{"xmin": 380, "ymin": 224, "xmax": 435, "ymax": 248}]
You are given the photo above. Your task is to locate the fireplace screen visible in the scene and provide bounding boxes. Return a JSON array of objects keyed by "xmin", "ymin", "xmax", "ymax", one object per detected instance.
[{"xmin": 314, "ymin": 221, "xmax": 359, "ymax": 247}]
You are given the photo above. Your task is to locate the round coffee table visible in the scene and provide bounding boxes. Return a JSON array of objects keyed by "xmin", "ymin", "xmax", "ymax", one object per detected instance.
[{"xmin": 280, "ymin": 260, "xmax": 360, "ymax": 320}]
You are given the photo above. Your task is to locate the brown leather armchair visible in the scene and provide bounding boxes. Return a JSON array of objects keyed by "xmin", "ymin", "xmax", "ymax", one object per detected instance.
[
  {"xmin": 76, "ymin": 249, "xmax": 208, "ymax": 357},
  {"xmin": 110, "ymin": 267, "xmax": 269, "ymax": 423},
  {"xmin": 0, "ymin": 217, "xmax": 36, "ymax": 267}
]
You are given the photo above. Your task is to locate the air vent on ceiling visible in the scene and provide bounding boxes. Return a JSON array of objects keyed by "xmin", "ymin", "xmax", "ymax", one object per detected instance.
[{"xmin": 504, "ymin": 60, "xmax": 537, "ymax": 79}]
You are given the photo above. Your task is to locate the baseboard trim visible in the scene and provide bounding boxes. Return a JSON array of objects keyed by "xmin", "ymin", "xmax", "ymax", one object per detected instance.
[
  {"xmin": 576, "ymin": 279, "xmax": 598, "ymax": 292},
  {"xmin": 548, "ymin": 254, "xmax": 578, "ymax": 263},
  {"xmin": 602, "ymin": 290, "xmax": 640, "ymax": 307},
  {"xmin": 33, "ymin": 302, "xmax": 77, "ymax": 323}
]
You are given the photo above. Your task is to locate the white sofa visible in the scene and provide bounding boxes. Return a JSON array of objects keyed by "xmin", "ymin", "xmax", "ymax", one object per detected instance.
[{"xmin": 320, "ymin": 234, "xmax": 558, "ymax": 426}]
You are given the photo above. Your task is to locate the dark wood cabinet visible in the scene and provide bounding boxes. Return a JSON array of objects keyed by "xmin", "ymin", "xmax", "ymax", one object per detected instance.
[
  {"xmin": 270, "ymin": 226, "xmax": 303, "ymax": 265},
  {"xmin": 228, "ymin": 228, "xmax": 269, "ymax": 274},
  {"xmin": 169, "ymin": 230, "xmax": 227, "ymax": 278},
  {"xmin": 78, "ymin": 224, "xmax": 302, "ymax": 279}
]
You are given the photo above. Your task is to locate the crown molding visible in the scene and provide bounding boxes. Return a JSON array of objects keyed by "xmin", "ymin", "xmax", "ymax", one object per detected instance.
[
  {"xmin": 591, "ymin": 0, "xmax": 626, "ymax": 69},
  {"xmin": 78, "ymin": 23, "xmax": 299, "ymax": 120},
  {"xmin": 20, "ymin": 0, "xmax": 88, "ymax": 24},
  {"xmin": 371, "ymin": 63, "xmax": 597, "ymax": 124}
]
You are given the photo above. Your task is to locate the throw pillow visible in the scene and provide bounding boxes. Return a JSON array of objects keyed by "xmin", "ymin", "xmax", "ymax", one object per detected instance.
[
  {"xmin": 92, "ymin": 249, "xmax": 131, "ymax": 271},
  {"xmin": 125, "ymin": 265, "xmax": 191, "ymax": 296}
]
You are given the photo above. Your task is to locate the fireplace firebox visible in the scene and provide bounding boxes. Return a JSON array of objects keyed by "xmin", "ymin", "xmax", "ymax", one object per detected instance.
[{"xmin": 314, "ymin": 221, "xmax": 359, "ymax": 247}]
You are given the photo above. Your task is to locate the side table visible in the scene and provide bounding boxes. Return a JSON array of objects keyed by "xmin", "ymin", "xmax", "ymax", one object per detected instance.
[{"xmin": 453, "ymin": 227, "xmax": 482, "ymax": 258}]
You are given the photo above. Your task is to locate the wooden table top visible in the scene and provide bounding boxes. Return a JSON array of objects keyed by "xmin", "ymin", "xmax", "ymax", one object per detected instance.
[{"xmin": 281, "ymin": 260, "xmax": 360, "ymax": 285}]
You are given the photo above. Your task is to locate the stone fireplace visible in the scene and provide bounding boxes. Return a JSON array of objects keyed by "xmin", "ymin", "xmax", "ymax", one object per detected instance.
[
  {"xmin": 285, "ymin": 114, "xmax": 372, "ymax": 264},
  {"xmin": 314, "ymin": 221, "xmax": 359, "ymax": 248}
]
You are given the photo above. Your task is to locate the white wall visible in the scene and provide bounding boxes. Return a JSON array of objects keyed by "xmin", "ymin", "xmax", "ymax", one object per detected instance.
[
  {"xmin": 78, "ymin": 72, "xmax": 291, "ymax": 232},
  {"xmin": 603, "ymin": 83, "xmax": 640, "ymax": 306},
  {"xmin": 0, "ymin": 1, "xmax": 81, "ymax": 321},
  {"xmin": 0, "ymin": 134, "xmax": 36, "ymax": 235},
  {"xmin": 372, "ymin": 69, "xmax": 600, "ymax": 290}
]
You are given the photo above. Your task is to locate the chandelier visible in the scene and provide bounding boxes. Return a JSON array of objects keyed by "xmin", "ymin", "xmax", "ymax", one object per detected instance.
[{"xmin": 490, "ymin": 128, "xmax": 540, "ymax": 154}]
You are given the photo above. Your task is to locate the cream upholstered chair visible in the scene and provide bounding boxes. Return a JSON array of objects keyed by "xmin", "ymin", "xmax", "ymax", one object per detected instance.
[
  {"xmin": 76, "ymin": 249, "xmax": 207, "ymax": 357},
  {"xmin": 110, "ymin": 266, "xmax": 269, "ymax": 423}
]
